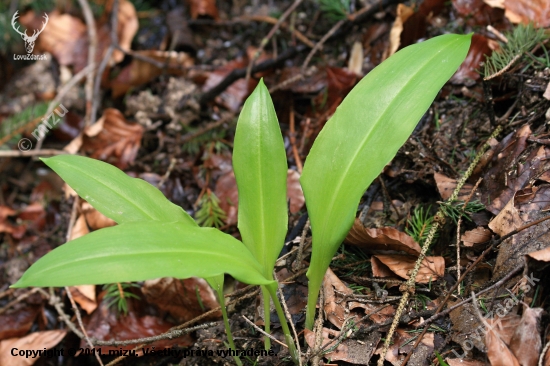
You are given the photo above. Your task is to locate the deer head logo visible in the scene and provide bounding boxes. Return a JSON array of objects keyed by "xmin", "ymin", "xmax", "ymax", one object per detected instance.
[{"xmin": 11, "ymin": 11, "xmax": 49, "ymax": 54}]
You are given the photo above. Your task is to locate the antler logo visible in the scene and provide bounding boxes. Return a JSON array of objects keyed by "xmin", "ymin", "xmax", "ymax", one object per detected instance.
[{"xmin": 11, "ymin": 11, "xmax": 49, "ymax": 54}]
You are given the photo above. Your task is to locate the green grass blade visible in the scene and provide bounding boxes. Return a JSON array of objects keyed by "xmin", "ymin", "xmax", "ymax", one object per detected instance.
[
  {"xmin": 41, "ymin": 155, "xmax": 196, "ymax": 226},
  {"xmin": 233, "ymin": 79, "xmax": 288, "ymax": 277},
  {"xmin": 12, "ymin": 221, "xmax": 273, "ymax": 288},
  {"xmin": 300, "ymin": 34, "xmax": 472, "ymax": 329}
]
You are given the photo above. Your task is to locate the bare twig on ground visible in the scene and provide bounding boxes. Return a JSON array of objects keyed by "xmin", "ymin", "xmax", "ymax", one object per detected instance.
[
  {"xmin": 242, "ymin": 316, "xmax": 288, "ymax": 348},
  {"xmin": 246, "ymin": 0, "xmax": 305, "ymax": 81},
  {"xmin": 91, "ymin": 0, "xmax": 119, "ymax": 125},
  {"xmin": 76, "ymin": 0, "xmax": 97, "ymax": 126},
  {"xmin": 0, "ymin": 149, "xmax": 68, "ymax": 158},
  {"xmin": 0, "ymin": 288, "xmax": 41, "ymax": 316},
  {"xmin": 66, "ymin": 288, "xmax": 104, "ymax": 366}
]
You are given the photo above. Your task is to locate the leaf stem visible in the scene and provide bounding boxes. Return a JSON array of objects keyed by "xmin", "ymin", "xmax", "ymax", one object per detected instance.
[
  {"xmin": 261, "ymin": 286, "xmax": 272, "ymax": 350},
  {"xmin": 266, "ymin": 283, "xmax": 299, "ymax": 364},
  {"xmin": 214, "ymin": 282, "xmax": 243, "ymax": 366}
]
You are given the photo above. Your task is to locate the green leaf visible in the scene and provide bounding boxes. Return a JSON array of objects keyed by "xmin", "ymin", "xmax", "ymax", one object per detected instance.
[
  {"xmin": 12, "ymin": 221, "xmax": 273, "ymax": 288},
  {"xmin": 233, "ymin": 79, "xmax": 288, "ymax": 278},
  {"xmin": 300, "ymin": 33, "xmax": 472, "ymax": 329},
  {"xmin": 41, "ymin": 155, "xmax": 196, "ymax": 226}
]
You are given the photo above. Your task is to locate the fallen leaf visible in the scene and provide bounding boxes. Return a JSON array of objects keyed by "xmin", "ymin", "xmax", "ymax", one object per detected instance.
[
  {"xmin": 509, "ymin": 307, "xmax": 542, "ymax": 366},
  {"xmin": 347, "ymin": 41, "xmax": 364, "ymax": 76},
  {"xmin": 82, "ymin": 202, "xmax": 116, "ymax": 230},
  {"xmin": 0, "ymin": 306, "xmax": 41, "ymax": 340},
  {"xmin": 345, "ymin": 218, "xmax": 421, "ymax": 255},
  {"xmin": 304, "ymin": 328, "xmax": 380, "ymax": 364},
  {"xmin": 0, "ymin": 330, "xmax": 66, "ymax": 366},
  {"xmin": 504, "ymin": 0, "xmax": 550, "ymax": 26},
  {"xmin": 526, "ymin": 247, "xmax": 550, "ymax": 262},
  {"xmin": 372, "ymin": 255, "xmax": 444, "ymax": 283},
  {"xmin": 379, "ymin": 328, "xmax": 434, "ymax": 365},
  {"xmin": 486, "ymin": 317, "xmax": 521, "ymax": 366},
  {"xmin": 450, "ymin": 34, "xmax": 494, "ymax": 86},
  {"xmin": 69, "ymin": 285, "xmax": 97, "ymax": 315},
  {"xmin": 142, "ymin": 277, "xmax": 220, "ymax": 322},
  {"xmin": 85, "ymin": 301, "xmax": 190, "ymax": 354},
  {"xmin": 323, "ymin": 268, "xmax": 353, "ymax": 329},
  {"xmin": 66, "ymin": 108, "xmax": 144, "ymax": 169},
  {"xmin": 434, "ymin": 172, "xmax": 474, "ymax": 201},
  {"xmin": 286, "ymin": 170, "xmax": 305, "ymax": 214},
  {"xmin": 446, "ymin": 359, "xmax": 486, "ymax": 366},
  {"xmin": 461, "ymin": 227, "xmax": 492, "ymax": 247},
  {"xmin": 388, "ymin": 3, "xmax": 415, "ymax": 57},
  {"xmin": 109, "ymin": 50, "xmax": 193, "ymax": 97}
]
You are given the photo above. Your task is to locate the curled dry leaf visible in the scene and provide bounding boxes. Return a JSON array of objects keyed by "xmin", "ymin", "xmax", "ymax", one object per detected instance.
[
  {"xmin": 372, "ymin": 255, "xmax": 444, "ymax": 283},
  {"xmin": 142, "ymin": 277, "xmax": 220, "ymax": 322},
  {"xmin": 388, "ymin": 3, "xmax": 415, "ymax": 57},
  {"xmin": 65, "ymin": 109, "xmax": 144, "ymax": 169},
  {"xmin": 347, "ymin": 41, "xmax": 364, "ymax": 76},
  {"xmin": 0, "ymin": 330, "xmax": 66, "ymax": 366},
  {"xmin": 434, "ymin": 172, "xmax": 474, "ymax": 201},
  {"xmin": 345, "ymin": 218, "xmax": 420, "ymax": 255},
  {"xmin": 378, "ymin": 328, "xmax": 434, "ymax": 365},
  {"xmin": 485, "ymin": 318, "xmax": 521, "ymax": 366},
  {"xmin": 81, "ymin": 202, "xmax": 116, "ymax": 230},
  {"xmin": 323, "ymin": 268, "xmax": 353, "ymax": 329},
  {"xmin": 348, "ymin": 301, "xmax": 395, "ymax": 324},
  {"xmin": 304, "ymin": 328, "xmax": 380, "ymax": 365},
  {"xmin": 503, "ymin": 0, "xmax": 550, "ymax": 27},
  {"xmin": 461, "ymin": 227, "xmax": 492, "ymax": 247},
  {"xmin": 526, "ymin": 246, "xmax": 550, "ymax": 262},
  {"xmin": 67, "ymin": 215, "xmax": 97, "ymax": 313},
  {"xmin": 509, "ymin": 307, "xmax": 543, "ymax": 366}
]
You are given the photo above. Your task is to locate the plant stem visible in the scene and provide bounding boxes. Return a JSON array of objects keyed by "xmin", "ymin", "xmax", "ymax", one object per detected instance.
[
  {"xmin": 214, "ymin": 283, "xmax": 243, "ymax": 366},
  {"xmin": 266, "ymin": 283, "xmax": 299, "ymax": 364},
  {"xmin": 261, "ymin": 286, "xmax": 272, "ymax": 350}
]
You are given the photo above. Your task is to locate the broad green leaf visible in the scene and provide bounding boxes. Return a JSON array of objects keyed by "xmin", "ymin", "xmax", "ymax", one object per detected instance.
[
  {"xmin": 41, "ymin": 155, "xmax": 196, "ymax": 226},
  {"xmin": 12, "ymin": 221, "xmax": 273, "ymax": 288},
  {"xmin": 301, "ymin": 33, "xmax": 472, "ymax": 329},
  {"xmin": 233, "ymin": 79, "xmax": 288, "ymax": 278}
]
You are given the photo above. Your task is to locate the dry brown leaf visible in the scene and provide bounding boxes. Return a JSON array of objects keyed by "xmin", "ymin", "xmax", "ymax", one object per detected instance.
[
  {"xmin": 388, "ymin": 4, "xmax": 415, "ymax": 57},
  {"xmin": 304, "ymin": 328, "xmax": 380, "ymax": 364},
  {"xmin": 287, "ymin": 170, "xmax": 305, "ymax": 214},
  {"xmin": 379, "ymin": 328, "xmax": 434, "ymax": 365},
  {"xmin": 509, "ymin": 307, "xmax": 543, "ymax": 366},
  {"xmin": 450, "ymin": 34, "xmax": 493, "ymax": 86},
  {"xmin": 142, "ymin": 277, "xmax": 220, "ymax": 322},
  {"xmin": 110, "ymin": 50, "xmax": 193, "ymax": 97},
  {"xmin": 462, "ymin": 227, "xmax": 492, "ymax": 247},
  {"xmin": 372, "ymin": 255, "xmax": 444, "ymax": 283},
  {"xmin": 323, "ymin": 268, "xmax": 353, "ymax": 329},
  {"xmin": 504, "ymin": 0, "xmax": 550, "ymax": 26},
  {"xmin": 187, "ymin": 0, "xmax": 219, "ymax": 20},
  {"xmin": 0, "ymin": 330, "xmax": 66, "ymax": 366},
  {"xmin": 348, "ymin": 301, "xmax": 395, "ymax": 324},
  {"xmin": 0, "ymin": 306, "xmax": 41, "ymax": 340},
  {"xmin": 81, "ymin": 202, "xmax": 116, "ymax": 230},
  {"xmin": 86, "ymin": 301, "xmax": 190, "ymax": 354},
  {"xmin": 434, "ymin": 172, "xmax": 474, "ymax": 201},
  {"xmin": 113, "ymin": 0, "xmax": 139, "ymax": 63},
  {"xmin": 69, "ymin": 285, "xmax": 97, "ymax": 314},
  {"xmin": 65, "ymin": 109, "xmax": 144, "ymax": 169},
  {"xmin": 486, "ymin": 319, "xmax": 521, "ymax": 366},
  {"xmin": 347, "ymin": 41, "xmax": 363, "ymax": 76},
  {"xmin": 527, "ymin": 247, "xmax": 550, "ymax": 262},
  {"xmin": 345, "ymin": 218, "xmax": 421, "ymax": 255}
]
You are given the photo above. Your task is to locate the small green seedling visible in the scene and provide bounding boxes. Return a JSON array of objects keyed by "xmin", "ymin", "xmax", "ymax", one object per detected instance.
[{"xmin": 12, "ymin": 33, "xmax": 471, "ymax": 362}]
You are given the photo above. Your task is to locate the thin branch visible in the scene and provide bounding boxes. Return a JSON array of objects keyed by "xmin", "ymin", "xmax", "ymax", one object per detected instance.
[
  {"xmin": 242, "ymin": 316, "xmax": 288, "ymax": 348},
  {"xmin": 76, "ymin": 0, "xmax": 97, "ymax": 126}
]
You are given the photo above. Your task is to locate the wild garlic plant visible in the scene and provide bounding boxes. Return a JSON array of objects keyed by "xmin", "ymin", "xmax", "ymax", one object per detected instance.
[{"xmin": 13, "ymin": 33, "xmax": 471, "ymax": 364}]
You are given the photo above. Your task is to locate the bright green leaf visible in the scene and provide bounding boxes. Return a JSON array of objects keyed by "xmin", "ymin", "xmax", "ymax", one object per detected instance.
[
  {"xmin": 41, "ymin": 155, "xmax": 196, "ymax": 226},
  {"xmin": 12, "ymin": 221, "xmax": 273, "ymax": 288},
  {"xmin": 233, "ymin": 79, "xmax": 288, "ymax": 278},
  {"xmin": 300, "ymin": 33, "xmax": 472, "ymax": 329}
]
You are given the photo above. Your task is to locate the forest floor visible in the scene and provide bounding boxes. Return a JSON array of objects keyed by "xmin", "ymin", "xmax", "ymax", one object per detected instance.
[{"xmin": 1, "ymin": 0, "xmax": 550, "ymax": 365}]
